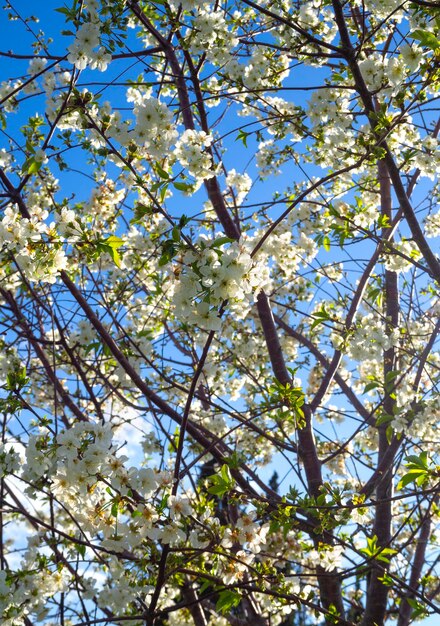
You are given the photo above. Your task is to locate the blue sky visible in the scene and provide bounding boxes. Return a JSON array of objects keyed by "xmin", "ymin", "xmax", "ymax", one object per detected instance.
[{"xmin": 1, "ymin": 3, "xmax": 439, "ymax": 624}]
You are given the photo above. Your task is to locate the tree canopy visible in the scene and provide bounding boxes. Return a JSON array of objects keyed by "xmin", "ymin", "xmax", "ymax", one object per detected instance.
[{"xmin": 0, "ymin": 1, "xmax": 440, "ymax": 625}]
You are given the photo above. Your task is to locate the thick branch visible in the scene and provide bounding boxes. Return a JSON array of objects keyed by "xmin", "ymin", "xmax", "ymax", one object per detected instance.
[
  {"xmin": 397, "ymin": 500, "xmax": 437, "ymax": 626},
  {"xmin": 256, "ymin": 291, "xmax": 291, "ymax": 384},
  {"xmin": 360, "ymin": 158, "xmax": 398, "ymax": 626},
  {"xmin": 256, "ymin": 290, "xmax": 344, "ymax": 619},
  {"xmin": 331, "ymin": 0, "xmax": 440, "ymax": 284}
]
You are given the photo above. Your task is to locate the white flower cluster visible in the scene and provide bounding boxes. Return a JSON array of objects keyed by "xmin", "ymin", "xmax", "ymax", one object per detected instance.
[
  {"xmin": 27, "ymin": 57, "xmax": 47, "ymax": 76},
  {"xmin": 84, "ymin": 177, "xmax": 126, "ymax": 228},
  {"xmin": 56, "ymin": 206, "xmax": 83, "ymax": 240},
  {"xmin": 331, "ymin": 198, "xmax": 378, "ymax": 231},
  {"xmin": 359, "ymin": 52, "xmax": 414, "ymax": 93},
  {"xmin": 67, "ymin": 21, "xmax": 111, "ymax": 71},
  {"xmin": 173, "ymin": 240, "xmax": 269, "ymax": 330},
  {"xmin": 358, "ymin": 56, "xmax": 386, "ymax": 92},
  {"xmin": 0, "ymin": 564, "xmax": 69, "ymax": 626},
  {"xmin": 256, "ymin": 140, "xmax": 282, "ymax": 177},
  {"xmin": 350, "ymin": 501, "xmax": 370, "ymax": 525},
  {"xmin": 44, "ymin": 72, "xmax": 81, "ymax": 127},
  {"xmin": 393, "ymin": 397, "xmax": 440, "ymax": 441},
  {"xmin": 187, "ymin": 10, "xmax": 238, "ymax": 65},
  {"xmin": 414, "ymin": 136, "xmax": 440, "ymax": 181},
  {"xmin": 307, "ymin": 543, "xmax": 344, "ymax": 572},
  {"xmin": 192, "ymin": 401, "xmax": 228, "ymax": 436},
  {"xmin": 242, "ymin": 51, "xmax": 290, "ymax": 90},
  {"xmin": 0, "ymin": 444, "xmax": 20, "ymax": 478},
  {"xmin": 97, "ymin": 558, "xmax": 154, "ymax": 614},
  {"xmin": 384, "ymin": 240, "xmax": 421, "ymax": 273},
  {"xmin": 225, "ymin": 169, "xmax": 252, "ymax": 206},
  {"xmin": 217, "ymin": 550, "xmax": 255, "ymax": 585},
  {"xmin": 0, "ymin": 205, "xmax": 68, "ymax": 284},
  {"xmin": 0, "ymin": 341, "xmax": 22, "ymax": 383},
  {"xmin": 0, "ymin": 148, "xmax": 12, "ymax": 168},
  {"xmin": 306, "ymin": 89, "xmax": 356, "ymax": 166},
  {"xmin": 222, "ymin": 511, "xmax": 269, "ymax": 554},
  {"xmin": 255, "ymin": 213, "xmax": 321, "ymax": 282},
  {"xmin": 277, "ymin": 4, "xmax": 338, "ymax": 63},
  {"xmin": 399, "ymin": 44, "xmax": 423, "ymax": 73},
  {"xmin": 241, "ymin": 95, "xmax": 300, "ymax": 140},
  {"xmin": 0, "ymin": 79, "xmax": 23, "ymax": 113},
  {"xmin": 364, "ymin": 0, "xmax": 405, "ymax": 21},
  {"xmin": 20, "ymin": 58, "xmax": 49, "ymax": 96},
  {"xmin": 122, "ymin": 213, "xmax": 169, "ymax": 274},
  {"xmin": 425, "ymin": 209, "xmax": 440, "ymax": 238},
  {"xmin": 174, "ymin": 129, "xmax": 217, "ymax": 185},
  {"xmin": 332, "ymin": 312, "xmax": 400, "ymax": 361},
  {"xmin": 170, "ymin": 0, "xmax": 211, "ymax": 11},
  {"xmin": 20, "ymin": 421, "xmax": 202, "ymax": 553},
  {"xmin": 133, "ymin": 94, "xmax": 178, "ymax": 160}
]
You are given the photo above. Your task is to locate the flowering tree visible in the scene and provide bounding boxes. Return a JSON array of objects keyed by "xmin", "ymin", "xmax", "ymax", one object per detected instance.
[{"xmin": 0, "ymin": 0, "xmax": 439, "ymax": 624}]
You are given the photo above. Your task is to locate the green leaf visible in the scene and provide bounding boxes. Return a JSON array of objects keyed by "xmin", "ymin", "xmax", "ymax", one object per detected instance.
[
  {"xmin": 155, "ymin": 164, "xmax": 170, "ymax": 179},
  {"xmin": 221, "ymin": 464, "xmax": 232, "ymax": 483},
  {"xmin": 83, "ymin": 341, "xmax": 101, "ymax": 355},
  {"xmin": 76, "ymin": 543, "xmax": 86, "ymax": 557},
  {"xmin": 111, "ymin": 501, "xmax": 119, "ymax": 517},
  {"xmin": 160, "ymin": 183, "xmax": 169, "ymax": 202},
  {"xmin": 179, "ymin": 214, "xmax": 189, "ymax": 228},
  {"xmin": 173, "ymin": 182, "xmax": 192, "ymax": 192},
  {"xmin": 133, "ymin": 202, "xmax": 154, "ymax": 223},
  {"xmin": 199, "ymin": 578, "xmax": 212, "ymax": 595},
  {"xmin": 207, "ymin": 464, "xmax": 234, "ymax": 497},
  {"xmin": 386, "ymin": 424, "xmax": 394, "ymax": 445},
  {"xmin": 408, "ymin": 598, "xmax": 428, "ymax": 619},
  {"xmin": 225, "ymin": 451, "xmax": 243, "ymax": 470},
  {"xmin": 159, "ymin": 239, "xmax": 177, "ymax": 266},
  {"xmin": 410, "ymin": 29, "xmax": 440, "ymax": 51},
  {"xmin": 235, "ymin": 129, "xmax": 250, "ymax": 147},
  {"xmin": 5, "ymin": 366, "xmax": 29, "ymax": 392},
  {"xmin": 104, "ymin": 236, "xmax": 124, "ymax": 268},
  {"xmin": 398, "ymin": 470, "xmax": 427, "ymax": 489},
  {"xmin": 375, "ymin": 413, "xmax": 394, "ymax": 426},
  {"xmin": 22, "ymin": 157, "xmax": 42, "ymax": 174},
  {"xmin": 55, "ymin": 6, "xmax": 74, "ymax": 16},
  {"xmin": 317, "ymin": 493, "xmax": 327, "ymax": 506},
  {"xmin": 368, "ymin": 287, "xmax": 383, "ymax": 306},
  {"xmin": 385, "ymin": 370, "xmax": 400, "ymax": 383},
  {"xmin": 157, "ymin": 493, "xmax": 169, "ymax": 513},
  {"xmin": 384, "ymin": 370, "xmax": 400, "ymax": 394},
  {"xmin": 359, "ymin": 534, "xmax": 397, "ymax": 563},
  {"xmin": 216, "ymin": 590, "xmax": 241, "ymax": 614},
  {"xmin": 397, "ymin": 453, "xmax": 430, "ymax": 490},
  {"xmin": 172, "ymin": 225, "xmax": 180, "ymax": 243},
  {"xmin": 406, "ymin": 452, "xmax": 429, "ymax": 469},
  {"xmin": 310, "ymin": 306, "xmax": 331, "ymax": 330},
  {"xmin": 364, "ymin": 381, "xmax": 380, "ymax": 393},
  {"xmin": 211, "ymin": 236, "xmax": 234, "ymax": 249}
]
